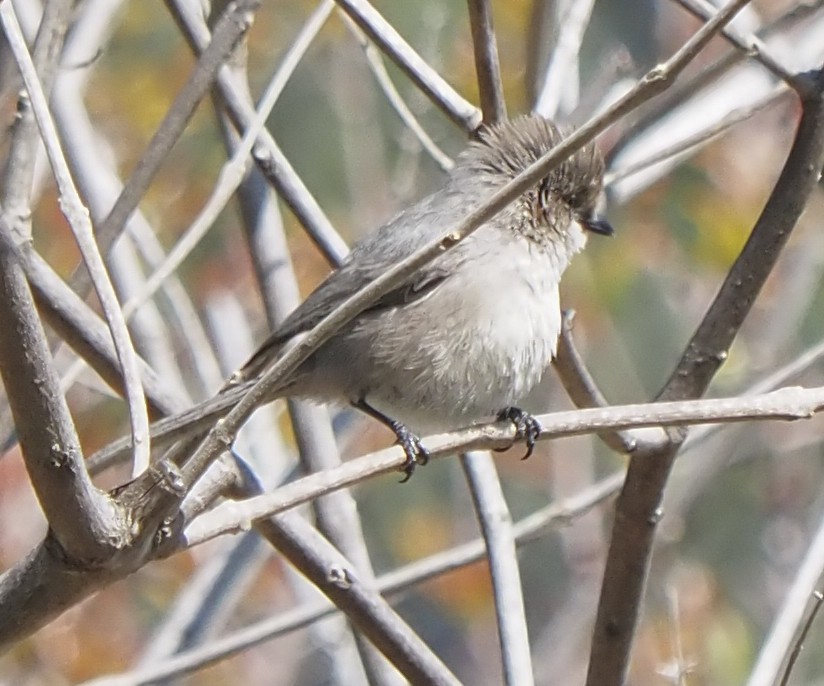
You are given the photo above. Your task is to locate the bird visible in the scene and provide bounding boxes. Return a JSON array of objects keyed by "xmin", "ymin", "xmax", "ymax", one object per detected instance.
[{"xmin": 94, "ymin": 114, "xmax": 612, "ymax": 480}]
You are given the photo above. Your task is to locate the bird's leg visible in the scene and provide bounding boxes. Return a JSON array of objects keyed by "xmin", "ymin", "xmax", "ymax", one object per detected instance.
[
  {"xmin": 352, "ymin": 399, "xmax": 430, "ymax": 482},
  {"xmin": 496, "ymin": 406, "xmax": 542, "ymax": 459}
]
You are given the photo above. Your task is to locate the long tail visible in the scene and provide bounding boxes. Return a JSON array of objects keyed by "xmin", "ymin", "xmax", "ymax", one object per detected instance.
[{"xmin": 88, "ymin": 380, "xmax": 257, "ymax": 473}]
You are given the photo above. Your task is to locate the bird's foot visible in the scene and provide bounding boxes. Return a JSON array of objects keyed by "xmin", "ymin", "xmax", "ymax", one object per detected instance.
[
  {"xmin": 391, "ymin": 422, "xmax": 430, "ymax": 483},
  {"xmin": 496, "ymin": 407, "xmax": 542, "ymax": 459}
]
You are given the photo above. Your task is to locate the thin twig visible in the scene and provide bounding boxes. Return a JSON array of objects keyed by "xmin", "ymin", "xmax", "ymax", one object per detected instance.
[
  {"xmin": 747, "ymin": 506, "xmax": 824, "ymax": 686},
  {"xmin": 0, "ymin": 0, "xmax": 73, "ymax": 238},
  {"xmin": 166, "ymin": 0, "xmax": 350, "ymax": 265},
  {"xmin": 345, "ymin": 16, "xmax": 453, "ymax": 172},
  {"xmin": 461, "ymin": 451, "xmax": 534, "ymax": 686},
  {"xmin": 466, "ymin": 0, "xmax": 506, "ymax": 123},
  {"xmin": 1, "ymin": 1, "xmax": 151, "ymax": 474},
  {"xmin": 182, "ymin": 385, "xmax": 824, "ymax": 548},
  {"xmin": 534, "ymin": 0, "xmax": 596, "ymax": 118},
  {"xmin": 605, "ymin": 86, "xmax": 788, "ymax": 187},
  {"xmin": 659, "ymin": 586, "xmax": 695, "ymax": 684},
  {"xmin": 587, "ymin": 40, "xmax": 824, "ymax": 686},
  {"xmin": 778, "ymin": 591, "xmax": 824, "ymax": 686},
  {"xmin": 333, "ymin": 0, "xmax": 482, "ymax": 131},
  {"xmin": 49, "ymin": 17, "xmax": 225, "ymax": 398},
  {"xmin": 117, "ymin": 0, "xmax": 333, "ymax": 323},
  {"xmin": 92, "ymin": 0, "xmax": 261, "ymax": 262},
  {"xmin": 8, "ymin": 243, "xmax": 187, "ymax": 419},
  {"xmin": 605, "ymin": 1, "xmax": 824, "ymax": 177},
  {"xmin": 671, "ymin": 0, "xmax": 806, "ymax": 93}
]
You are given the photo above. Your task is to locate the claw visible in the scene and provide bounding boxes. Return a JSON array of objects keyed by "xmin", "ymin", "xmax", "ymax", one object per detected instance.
[
  {"xmin": 496, "ymin": 407, "xmax": 542, "ymax": 459},
  {"xmin": 393, "ymin": 422, "xmax": 430, "ymax": 483},
  {"xmin": 351, "ymin": 398, "xmax": 430, "ymax": 482}
]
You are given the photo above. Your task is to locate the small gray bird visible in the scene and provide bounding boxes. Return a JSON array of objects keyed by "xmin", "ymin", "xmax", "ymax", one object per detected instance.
[{"xmin": 98, "ymin": 115, "xmax": 611, "ymax": 478}]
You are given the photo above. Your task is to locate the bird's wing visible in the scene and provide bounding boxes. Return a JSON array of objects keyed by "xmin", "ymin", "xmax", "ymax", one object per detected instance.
[
  {"xmin": 237, "ymin": 194, "xmax": 462, "ymax": 381},
  {"xmin": 237, "ymin": 263, "xmax": 451, "ymax": 381}
]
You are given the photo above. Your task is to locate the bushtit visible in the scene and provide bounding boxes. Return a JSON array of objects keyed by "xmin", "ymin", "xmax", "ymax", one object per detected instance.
[{"xmin": 98, "ymin": 115, "xmax": 611, "ymax": 478}]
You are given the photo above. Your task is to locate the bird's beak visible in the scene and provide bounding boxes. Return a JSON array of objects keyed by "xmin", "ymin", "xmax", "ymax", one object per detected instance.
[{"xmin": 580, "ymin": 214, "xmax": 614, "ymax": 236}]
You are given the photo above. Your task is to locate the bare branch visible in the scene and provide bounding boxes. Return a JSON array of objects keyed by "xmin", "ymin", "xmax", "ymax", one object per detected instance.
[
  {"xmin": 587, "ymin": 54, "xmax": 824, "ymax": 686},
  {"xmin": 671, "ymin": 0, "xmax": 806, "ymax": 92},
  {"xmin": 605, "ymin": 86, "xmax": 789, "ymax": 187},
  {"xmin": 748, "ymin": 519, "xmax": 824, "ymax": 686},
  {"xmin": 85, "ymin": 473, "xmax": 622, "ymax": 685},
  {"xmin": 333, "ymin": 0, "xmax": 482, "ymax": 131},
  {"xmin": 231, "ymin": 463, "xmax": 461, "ymax": 686},
  {"xmin": 461, "ymin": 451, "xmax": 533, "ymax": 686},
  {"xmin": 344, "ymin": 16, "xmax": 454, "ymax": 172},
  {"xmin": 1, "ymin": 1, "xmax": 151, "ymax": 473},
  {"xmin": 1, "ymin": 0, "xmax": 72, "ymax": 236},
  {"xmin": 184, "ymin": 385, "xmax": 824, "ymax": 548},
  {"xmin": 0, "ymin": 218, "xmax": 120, "ymax": 563},
  {"xmin": 606, "ymin": 2, "xmax": 824, "ymax": 196},
  {"xmin": 166, "ymin": 0, "xmax": 350, "ymax": 265},
  {"xmin": 534, "ymin": 0, "xmax": 596, "ymax": 118},
  {"xmin": 466, "ymin": 0, "xmax": 506, "ymax": 123},
  {"xmin": 118, "ymin": 0, "xmax": 333, "ymax": 325},
  {"xmin": 778, "ymin": 592, "xmax": 824, "ymax": 686},
  {"xmin": 93, "ymin": 0, "xmax": 261, "ymax": 261}
]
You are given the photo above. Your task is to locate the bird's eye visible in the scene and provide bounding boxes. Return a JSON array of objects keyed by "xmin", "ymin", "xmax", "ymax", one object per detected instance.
[{"xmin": 566, "ymin": 190, "xmax": 586, "ymax": 208}]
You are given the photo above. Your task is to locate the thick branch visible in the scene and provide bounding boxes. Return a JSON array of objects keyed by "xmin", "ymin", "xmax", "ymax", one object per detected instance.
[
  {"xmin": 0, "ymin": 221, "xmax": 120, "ymax": 561},
  {"xmin": 0, "ymin": 542, "xmax": 115, "ymax": 648},
  {"xmin": 586, "ymin": 64, "xmax": 824, "ymax": 686}
]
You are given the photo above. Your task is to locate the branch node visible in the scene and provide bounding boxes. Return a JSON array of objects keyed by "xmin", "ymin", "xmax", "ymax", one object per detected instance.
[
  {"xmin": 48, "ymin": 442, "xmax": 72, "ymax": 469},
  {"xmin": 157, "ymin": 460, "xmax": 186, "ymax": 497},
  {"xmin": 327, "ymin": 564, "xmax": 355, "ymax": 589}
]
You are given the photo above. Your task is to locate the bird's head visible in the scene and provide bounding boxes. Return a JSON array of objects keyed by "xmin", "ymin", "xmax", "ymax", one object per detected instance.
[{"xmin": 456, "ymin": 115, "xmax": 612, "ymax": 256}]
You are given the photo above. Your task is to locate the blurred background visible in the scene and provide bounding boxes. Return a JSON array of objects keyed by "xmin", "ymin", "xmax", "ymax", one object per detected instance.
[{"xmin": 2, "ymin": 0, "xmax": 824, "ymax": 684}]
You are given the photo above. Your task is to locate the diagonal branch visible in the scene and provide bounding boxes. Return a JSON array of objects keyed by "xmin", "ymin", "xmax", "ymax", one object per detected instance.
[
  {"xmin": 172, "ymin": 0, "xmax": 760, "ymax": 490},
  {"xmin": 92, "ymin": 0, "xmax": 261, "ymax": 262},
  {"xmin": 95, "ymin": 474, "xmax": 621, "ymax": 685},
  {"xmin": 333, "ymin": 0, "xmax": 482, "ymax": 131},
  {"xmin": 229, "ymin": 465, "xmax": 461, "ymax": 686},
  {"xmin": 0, "ymin": 0, "xmax": 72, "ymax": 235},
  {"xmin": 671, "ymin": 0, "xmax": 807, "ymax": 93},
  {"xmin": 166, "ymin": 0, "xmax": 350, "ymax": 266},
  {"xmin": 534, "ymin": 0, "xmax": 596, "ymax": 118},
  {"xmin": 586, "ymin": 61, "xmax": 824, "ymax": 686}
]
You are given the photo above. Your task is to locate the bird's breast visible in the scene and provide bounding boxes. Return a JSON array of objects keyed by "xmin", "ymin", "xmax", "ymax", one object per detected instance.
[{"xmin": 357, "ymin": 234, "xmax": 563, "ymax": 430}]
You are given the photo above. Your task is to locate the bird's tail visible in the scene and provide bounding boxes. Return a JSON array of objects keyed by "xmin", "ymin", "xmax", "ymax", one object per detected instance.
[{"xmin": 87, "ymin": 380, "xmax": 258, "ymax": 473}]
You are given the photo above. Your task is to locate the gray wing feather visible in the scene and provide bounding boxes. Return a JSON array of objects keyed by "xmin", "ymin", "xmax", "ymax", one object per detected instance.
[{"xmin": 239, "ymin": 184, "xmax": 466, "ymax": 380}]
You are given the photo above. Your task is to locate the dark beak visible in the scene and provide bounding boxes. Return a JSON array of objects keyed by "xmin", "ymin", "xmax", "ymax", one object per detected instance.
[{"xmin": 580, "ymin": 214, "xmax": 614, "ymax": 236}]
